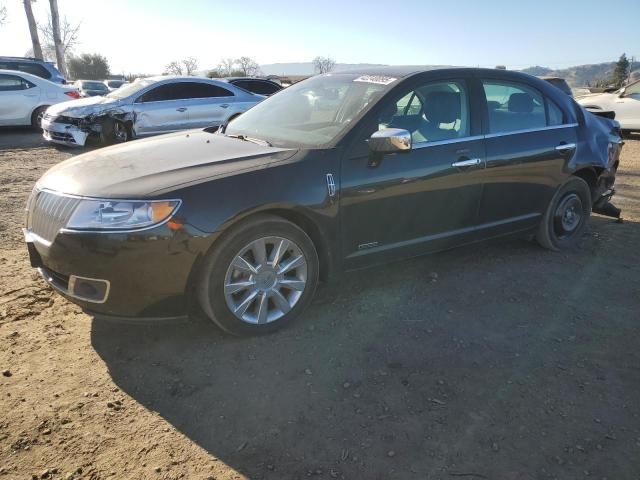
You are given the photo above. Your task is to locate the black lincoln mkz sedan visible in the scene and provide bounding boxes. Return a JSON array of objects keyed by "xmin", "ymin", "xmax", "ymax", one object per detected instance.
[{"xmin": 25, "ymin": 67, "xmax": 623, "ymax": 335}]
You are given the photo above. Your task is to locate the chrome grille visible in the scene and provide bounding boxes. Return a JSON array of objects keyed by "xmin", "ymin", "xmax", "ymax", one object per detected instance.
[{"xmin": 28, "ymin": 191, "xmax": 80, "ymax": 243}]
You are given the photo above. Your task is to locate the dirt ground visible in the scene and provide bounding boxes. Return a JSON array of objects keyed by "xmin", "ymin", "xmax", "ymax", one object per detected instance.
[{"xmin": 1, "ymin": 128, "xmax": 640, "ymax": 480}]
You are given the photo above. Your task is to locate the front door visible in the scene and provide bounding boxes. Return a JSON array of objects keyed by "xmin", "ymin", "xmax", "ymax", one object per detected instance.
[
  {"xmin": 340, "ymin": 77, "xmax": 485, "ymax": 268},
  {"xmin": 133, "ymin": 83, "xmax": 189, "ymax": 135},
  {"xmin": 614, "ymin": 81, "xmax": 640, "ymax": 130}
]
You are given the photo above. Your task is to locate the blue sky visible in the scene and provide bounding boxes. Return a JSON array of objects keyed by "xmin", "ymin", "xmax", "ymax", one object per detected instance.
[{"xmin": 1, "ymin": 0, "xmax": 638, "ymax": 74}]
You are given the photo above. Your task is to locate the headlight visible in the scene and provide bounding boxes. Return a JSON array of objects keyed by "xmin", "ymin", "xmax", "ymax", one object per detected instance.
[{"xmin": 65, "ymin": 199, "xmax": 181, "ymax": 231}]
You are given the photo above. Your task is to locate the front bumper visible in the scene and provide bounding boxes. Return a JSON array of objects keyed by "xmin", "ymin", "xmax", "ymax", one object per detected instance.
[
  {"xmin": 41, "ymin": 117, "xmax": 89, "ymax": 147},
  {"xmin": 24, "ymin": 226, "xmax": 206, "ymax": 318}
]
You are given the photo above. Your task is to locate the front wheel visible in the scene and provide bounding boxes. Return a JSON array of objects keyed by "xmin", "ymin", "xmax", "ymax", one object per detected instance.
[
  {"xmin": 536, "ymin": 177, "xmax": 592, "ymax": 251},
  {"xmin": 197, "ymin": 215, "xmax": 319, "ymax": 335}
]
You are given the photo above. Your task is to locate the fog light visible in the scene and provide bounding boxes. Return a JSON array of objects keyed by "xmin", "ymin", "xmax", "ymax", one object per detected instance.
[{"xmin": 68, "ymin": 275, "xmax": 110, "ymax": 303}]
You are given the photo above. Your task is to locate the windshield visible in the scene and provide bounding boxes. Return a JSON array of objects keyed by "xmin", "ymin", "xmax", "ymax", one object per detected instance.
[
  {"xmin": 225, "ymin": 74, "xmax": 396, "ymax": 148},
  {"xmin": 107, "ymin": 78, "xmax": 156, "ymax": 99},
  {"xmin": 107, "ymin": 80, "xmax": 125, "ymax": 88},
  {"xmin": 82, "ymin": 81, "xmax": 108, "ymax": 90}
]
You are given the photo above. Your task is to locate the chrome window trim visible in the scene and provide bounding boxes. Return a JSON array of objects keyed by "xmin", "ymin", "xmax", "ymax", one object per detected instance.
[
  {"xmin": 413, "ymin": 135, "xmax": 484, "ymax": 149},
  {"xmin": 407, "ymin": 123, "xmax": 578, "ymax": 150},
  {"xmin": 32, "ymin": 188, "xmax": 182, "ymax": 235},
  {"xmin": 484, "ymin": 123, "xmax": 578, "ymax": 139}
]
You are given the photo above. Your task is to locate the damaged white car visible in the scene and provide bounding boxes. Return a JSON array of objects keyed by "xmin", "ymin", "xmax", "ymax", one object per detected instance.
[{"xmin": 41, "ymin": 76, "xmax": 264, "ymax": 147}]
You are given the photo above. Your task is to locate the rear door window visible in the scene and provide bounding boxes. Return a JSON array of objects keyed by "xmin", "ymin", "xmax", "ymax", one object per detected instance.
[
  {"xmin": 248, "ymin": 81, "xmax": 280, "ymax": 95},
  {"xmin": 482, "ymin": 80, "xmax": 548, "ymax": 133},
  {"xmin": 0, "ymin": 74, "xmax": 34, "ymax": 91},
  {"xmin": 15, "ymin": 62, "xmax": 51, "ymax": 79}
]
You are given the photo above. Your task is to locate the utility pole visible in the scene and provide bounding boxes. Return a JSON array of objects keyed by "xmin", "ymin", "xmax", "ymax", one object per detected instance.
[
  {"xmin": 23, "ymin": 0, "xmax": 43, "ymax": 59},
  {"xmin": 627, "ymin": 56, "xmax": 636, "ymax": 85},
  {"xmin": 48, "ymin": 0, "xmax": 67, "ymax": 78}
]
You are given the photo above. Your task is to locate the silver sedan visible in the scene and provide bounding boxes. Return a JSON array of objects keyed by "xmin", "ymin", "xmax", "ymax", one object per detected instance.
[{"xmin": 41, "ymin": 76, "xmax": 264, "ymax": 147}]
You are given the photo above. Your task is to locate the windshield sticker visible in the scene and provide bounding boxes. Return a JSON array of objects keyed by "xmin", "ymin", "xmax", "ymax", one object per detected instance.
[{"xmin": 353, "ymin": 75, "xmax": 397, "ymax": 85}]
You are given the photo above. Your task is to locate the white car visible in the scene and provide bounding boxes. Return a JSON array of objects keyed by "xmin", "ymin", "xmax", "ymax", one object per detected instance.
[
  {"xmin": 577, "ymin": 80, "xmax": 640, "ymax": 133},
  {"xmin": 0, "ymin": 69, "xmax": 80, "ymax": 128},
  {"xmin": 42, "ymin": 76, "xmax": 264, "ymax": 147}
]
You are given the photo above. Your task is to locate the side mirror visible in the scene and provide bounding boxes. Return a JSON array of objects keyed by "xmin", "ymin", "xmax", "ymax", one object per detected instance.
[
  {"xmin": 367, "ymin": 128, "xmax": 412, "ymax": 168},
  {"xmin": 368, "ymin": 128, "xmax": 412, "ymax": 154}
]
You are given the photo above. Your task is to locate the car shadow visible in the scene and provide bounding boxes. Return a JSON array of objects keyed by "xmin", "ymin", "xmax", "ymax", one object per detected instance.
[{"xmin": 91, "ymin": 215, "xmax": 640, "ymax": 479}]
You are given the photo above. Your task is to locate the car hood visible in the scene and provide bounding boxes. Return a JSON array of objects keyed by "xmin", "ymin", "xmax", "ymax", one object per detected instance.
[
  {"xmin": 576, "ymin": 92, "xmax": 615, "ymax": 104},
  {"xmin": 46, "ymin": 95, "xmax": 123, "ymax": 118},
  {"xmin": 36, "ymin": 130, "xmax": 297, "ymax": 198}
]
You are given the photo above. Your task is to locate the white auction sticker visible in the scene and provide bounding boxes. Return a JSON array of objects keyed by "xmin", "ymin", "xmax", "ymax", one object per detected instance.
[{"xmin": 353, "ymin": 75, "xmax": 397, "ymax": 85}]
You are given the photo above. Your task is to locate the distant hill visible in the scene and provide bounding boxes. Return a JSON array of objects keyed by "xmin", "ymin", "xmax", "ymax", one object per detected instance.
[
  {"xmin": 258, "ymin": 62, "xmax": 387, "ymax": 76},
  {"xmin": 520, "ymin": 62, "xmax": 639, "ymax": 87}
]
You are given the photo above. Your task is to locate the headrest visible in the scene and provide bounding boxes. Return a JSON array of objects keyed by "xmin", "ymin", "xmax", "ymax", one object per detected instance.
[
  {"xmin": 508, "ymin": 93, "xmax": 533, "ymax": 113},
  {"xmin": 425, "ymin": 91, "xmax": 460, "ymax": 124}
]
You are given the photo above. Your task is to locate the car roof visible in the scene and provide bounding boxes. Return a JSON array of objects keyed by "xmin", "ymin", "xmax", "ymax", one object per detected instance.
[
  {"xmin": 223, "ymin": 77, "xmax": 277, "ymax": 82},
  {"xmin": 0, "ymin": 68, "xmax": 42, "ymax": 81},
  {"xmin": 0, "ymin": 56, "xmax": 50, "ymax": 63}
]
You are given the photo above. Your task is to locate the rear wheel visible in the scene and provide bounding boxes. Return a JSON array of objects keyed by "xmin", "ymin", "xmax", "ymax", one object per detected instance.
[
  {"xmin": 197, "ymin": 215, "xmax": 319, "ymax": 335},
  {"xmin": 31, "ymin": 106, "xmax": 49, "ymax": 129},
  {"xmin": 536, "ymin": 177, "xmax": 592, "ymax": 251}
]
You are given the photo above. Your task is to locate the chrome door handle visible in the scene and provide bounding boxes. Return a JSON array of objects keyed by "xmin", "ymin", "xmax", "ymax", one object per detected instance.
[
  {"xmin": 220, "ymin": 104, "xmax": 230, "ymax": 108},
  {"xmin": 176, "ymin": 107, "xmax": 187, "ymax": 112},
  {"xmin": 555, "ymin": 143, "xmax": 576, "ymax": 152},
  {"xmin": 452, "ymin": 158, "xmax": 482, "ymax": 168}
]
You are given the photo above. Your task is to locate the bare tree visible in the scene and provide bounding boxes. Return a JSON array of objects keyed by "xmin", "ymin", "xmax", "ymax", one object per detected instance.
[
  {"xmin": 48, "ymin": 0, "xmax": 66, "ymax": 77},
  {"xmin": 23, "ymin": 0, "xmax": 43, "ymax": 59},
  {"xmin": 164, "ymin": 61, "xmax": 183, "ymax": 76},
  {"xmin": 217, "ymin": 58, "xmax": 236, "ymax": 77},
  {"xmin": 181, "ymin": 57, "xmax": 198, "ymax": 76},
  {"xmin": 236, "ymin": 56, "xmax": 261, "ymax": 76},
  {"xmin": 37, "ymin": 15, "xmax": 80, "ymax": 61},
  {"xmin": 313, "ymin": 56, "xmax": 336, "ymax": 74}
]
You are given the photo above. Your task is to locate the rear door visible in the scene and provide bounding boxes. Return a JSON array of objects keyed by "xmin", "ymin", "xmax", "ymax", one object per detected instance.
[
  {"xmin": 133, "ymin": 83, "xmax": 190, "ymax": 135},
  {"xmin": 340, "ymin": 75, "xmax": 486, "ymax": 268},
  {"xmin": 477, "ymin": 77, "xmax": 578, "ymax": 231},
  {"xmin": 0, "ymin": 74, "xmax": 40, "ymax": 126},
  {"xmin": 181, "ymin": 82, "xmax": 238, "ymax": 128},
  {"xmin": 613, "ymin": 81, "xmax": 640, "ymax": 129}
]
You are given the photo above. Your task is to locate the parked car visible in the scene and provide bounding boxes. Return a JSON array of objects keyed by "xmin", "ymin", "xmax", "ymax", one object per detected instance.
[
  {"xmin": 73, "ymin": 80, "xmax": 110, "ymax": 97},
  {"xmin": 104, "ymin": 79, "xmax": 128, "ymax": 92},
  {"xmin": 0, "ymin": 56, "xmax": 66, "ymax": 84},
  {"xmin": 41, "ymin": 76, "xmax": 263, "ymax": 147},
  {"xmin": 222, "ymin": 77, "xmax": 283, "ymax": 96},
  {"xmin": 577, "ymin": 80, "xmax": 640, "ymax": 133},
  {"xmin": 25, "ymin": 67, "xmax": 623, "ymax": 335},
  {"xmin": 539, "ymin": 76, "xmax": 573, "ymax": 96},
  {"xmin": 0, "ymin": 69, "xmax": 79, "ymax": 128}
]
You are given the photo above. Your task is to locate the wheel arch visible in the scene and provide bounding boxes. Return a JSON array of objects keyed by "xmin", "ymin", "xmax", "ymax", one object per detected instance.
[
  {"xmin": 572, "ymin": 167, "xmax": 603, "ymax": 203},
  {"xmin": 184, "ymin": 205, "xmax": 335, "ymax": 313}
]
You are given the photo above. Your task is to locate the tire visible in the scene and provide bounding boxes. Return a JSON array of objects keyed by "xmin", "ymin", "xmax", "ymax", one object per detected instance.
[
  {"xmin": 31, "ymin": 106, "xmax": 49, "ymax": 129},
  {"xmin": 536, "ymin": 177, "xmax": 592, "ymax": 251},
  {"xmin": 100, "ymin": 119, "xmax": 130, "ymax": 145},
  {"xmin": 197, "ymin": 215, "xmax": 319, "ymax": 336}
]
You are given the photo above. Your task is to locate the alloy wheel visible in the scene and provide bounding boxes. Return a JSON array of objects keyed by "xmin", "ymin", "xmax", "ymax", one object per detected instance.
[{"xmin": 223, "ymin": 236, "xmax": 307, "ymax": 324}]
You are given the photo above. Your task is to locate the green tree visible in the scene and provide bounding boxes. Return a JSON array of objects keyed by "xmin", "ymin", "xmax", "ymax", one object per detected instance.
[
  {"xmin": 67, "ymin": 53, "xmax": 110, "ymax": 80},
  {"xmin": 611, "ymin": 53, "xmax": 630, "ymax": 88}
]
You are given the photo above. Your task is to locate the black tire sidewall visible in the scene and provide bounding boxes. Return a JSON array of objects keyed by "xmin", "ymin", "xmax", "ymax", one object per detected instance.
[
  {"xmin": 539, "ymin": 177, "xmax": 591, "ymax": 250},
  {"xmin": 198, "ymin": 216, "xmax": 319, "ymax": 336},
  {"xmin": 31, "ymin": 106, "xmax": 48, "ymax": 129}
]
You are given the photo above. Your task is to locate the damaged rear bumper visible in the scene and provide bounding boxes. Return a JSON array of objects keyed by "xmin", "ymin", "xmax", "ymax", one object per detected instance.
[{"xmin": 41, "ymin": 117, "xmax": 89, "ymax": 147}]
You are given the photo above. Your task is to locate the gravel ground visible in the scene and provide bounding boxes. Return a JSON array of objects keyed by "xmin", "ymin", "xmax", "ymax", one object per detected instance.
[{"xmin": 1, "ymin": 129, "xmax": 639, "ymax": 480}]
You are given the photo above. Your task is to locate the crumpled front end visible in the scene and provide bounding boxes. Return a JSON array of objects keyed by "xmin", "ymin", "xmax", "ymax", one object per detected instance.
[{"xmin": 41, "ymin": 100, "xmax": 135, "ymax": 147}]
